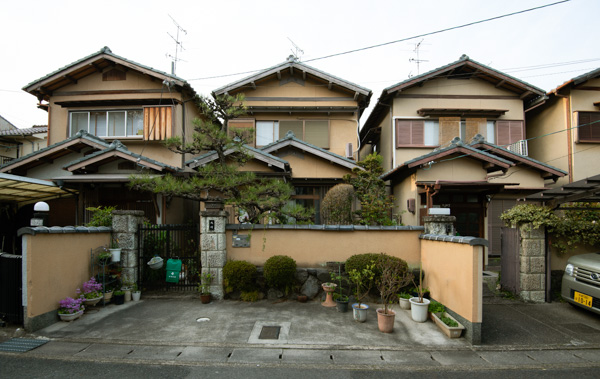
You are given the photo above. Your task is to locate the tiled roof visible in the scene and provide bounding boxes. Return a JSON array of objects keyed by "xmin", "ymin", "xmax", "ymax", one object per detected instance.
[{"xmin": 0, "ymin": 127, "xmax": 48, "ymax": 136}]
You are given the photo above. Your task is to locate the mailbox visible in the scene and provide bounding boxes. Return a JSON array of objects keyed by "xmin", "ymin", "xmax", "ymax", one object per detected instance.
[{"xmin": 166, "ymin": 259, "xmax": 182, "ymax": 283}]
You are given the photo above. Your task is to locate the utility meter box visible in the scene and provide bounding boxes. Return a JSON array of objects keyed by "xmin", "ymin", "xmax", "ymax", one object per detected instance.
[{"xmin": 166, "ymin": 259, "xmax": 182, "ymax": 283}]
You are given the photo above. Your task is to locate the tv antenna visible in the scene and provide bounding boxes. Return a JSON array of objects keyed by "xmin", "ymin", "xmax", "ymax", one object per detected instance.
[
  {"xmin": 408, "ymin": 39, "xmax": 429, "ymax": 76},
  {"xmin": 287, "ymin": 37, "xmax": 304, "ymax": 61},
  {"xmin": 166, "ymin": 14, "xmax": 187, "ymax": 75}
]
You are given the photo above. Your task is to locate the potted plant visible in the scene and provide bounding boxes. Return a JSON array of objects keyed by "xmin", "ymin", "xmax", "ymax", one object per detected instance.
[
  {"xmin": 79, "ymin": 277, "xmax": 103, "ymax": 307},
  {"xmin": 122, "ymin": 280, "xmax": 133, "ymax": 302},
  {"xmin": 376, "ymin": 255, "xmax": 413, "ymax": 333},
  {"xmin": 103, "ymin": 285, "xmax": 114, "ymax": 303},
  {"xmin": 432, "ymin": 311, "xmax": 465, "ymax": 338},
  {"xmin": 409, "ymin": 265, "xmax": 431, "ymax": 322},
  {"xmin": 398, "ymin": 292, "xmax": 411, "ymax": 310},
  {"xmin": 97, "ymin": 249, "xmax": 112, "ymax": 265},
  {"xmin": 109, "ymin": 237, "xmax": 121, "ymax": 262},
  {"xmin": 321, "ymin": 281, "xmax": 337, "ymax": 307},
  {"xmin": 58, "ymin": 297, "xmax": 84, "ymax": 321},
  {"xmin": 199, "ymin": 271, "xmax": 213, "ymax": 304},
  {"xmin": 113, "ymin": 290, "xmax": 125, "ymax": 305},
  {"xmin": 348, "ymin": 262, "xmax": 375, "ymax": 322},
  {"xmin": 132, "ymin": 283, "xmax": 141, "ymax": 301},
  {"xmin": 330, "ymin": 264, "xmax": 349, "ymax": 313}
]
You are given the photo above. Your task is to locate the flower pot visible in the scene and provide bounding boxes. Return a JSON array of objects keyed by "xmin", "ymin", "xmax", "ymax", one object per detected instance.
[
  {"xmin": 409, "ymin": 297, "xmax": 430, "ymax": 322},
  {"xmin": 297, "ymin": 295, "xmax": 308, "ymax": 303},
  {"xmin": 148, "ymin": 256, "xmax": 164, "ymax": 270},
  {"xmin": 109, "ymin": 248, "xmax": 121, "ymax": 263},
  {"xmin": 431, "ymin": 312, "xmax": 465, "ymax": 338},
  {"xmin": 200, "ymin": 294, "xmax": 211, "ymax": 304},
  {"xmin": 113, "ymin": 294, "xmax": 125, "ymax": 305},
  {"xmin": 352, "ymin": 303, "xmax": 369, "ymax": 322},
  {"xmin": 399, "ymin": 297, "xmax": 411, "ymax": 310},
  {"xmin": 83, "ymin": 296, "xmax": 103, "ymax": 307},
  {"xmin": 336, "ymin": 298, "xmax": 349, "ymax": 313},
  {"xmin": 132, "ymin": 291, "xmax": 141, "ymax": 301},
  {"xmin": 104, "ymin": 290, "xmax": 113, "ymax": 302},
  {"xmin": 376, "ymin": 308, "xmax": 396, "ymax": 333},
  {"xmin": 58, "ymin": 310, "xmax": 83, "ymax": 322},
  {"xmin": 321, "ymin": 283, "xmax": 337, "ymax": 307}
]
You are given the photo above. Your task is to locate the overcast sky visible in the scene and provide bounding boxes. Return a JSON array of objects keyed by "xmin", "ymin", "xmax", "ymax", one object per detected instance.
[{"xmin": 1, "ymin": 0, "xmax": 597, "ymax": 129}]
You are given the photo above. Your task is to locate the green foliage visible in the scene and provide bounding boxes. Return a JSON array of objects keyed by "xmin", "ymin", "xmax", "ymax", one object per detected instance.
[
  {"xmin": 376, "ymin": 254, "xmax": 413, "ymax": 314},
  {"xmin": 223, "ymin": 260, "xmax": 257, "ymax": 294},
  {"xmin": 129, "ymin": 94, "xmax": 312, "ymax": 224},
  {"xmin": 501, "ymin": 202, "xmax": 600, "ymax": 255},
  {"xmin": 263, "ymin": 255, "xmax": 297, "ymax": 294},
  {"xmin": 86, "ymin": 206, "xmax": 116, "ymax": 227},
  {"xmin": 345, "ymin": 253, "xmax": 383, "ymax": 275},
  {"xmin": 321, "ymin": 184, "xmax": 354, "ymax": 225},
  {"xmin": 428, "ymin": 300, "xmax": 445, "ymax": 314},
  {"xmin": 344, "ymin": 153, "xmax": 395, "ymax": 226},
  {"xmin": 199, "ymin": 271, "xmax": 213, "ymax": 295},
  {"xmin": 398, "ymin": 292, "xmax": 411, "ymax": 299},
  {"xmin": 240, "ymin": 290, "xmax": 260, "ymax": 302},
  {"xmin": 440, "ymin": 316, "xmax": 458, "ymax": 327},
  {"xmin": 348, "ymin": 262, "xmax": 375, "ymax": 306}
]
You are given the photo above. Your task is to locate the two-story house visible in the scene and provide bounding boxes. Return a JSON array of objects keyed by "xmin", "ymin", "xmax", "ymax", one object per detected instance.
[
  {"xmin": 0, "ymin": 115, "xmax": 47, "ymax": 165},
  {"xmin": 527, "ymin": 67, "xmax": 600, "ymax": 187},
  {"xmin": 359, "ymin": 55, "xmax": 566, "ymax": 256},
  {"xmin": 0, "ymin": 47, "xmax": 202, "ymax": 225},
  {"xmin": 200, "ymin": 55, "xmax": 372, "ymax": 222}
]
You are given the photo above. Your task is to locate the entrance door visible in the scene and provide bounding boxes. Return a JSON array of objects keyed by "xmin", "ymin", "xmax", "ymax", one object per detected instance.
[{"xmin": 434, "ymin": 193, "xmax": 484, "ymax": 237}]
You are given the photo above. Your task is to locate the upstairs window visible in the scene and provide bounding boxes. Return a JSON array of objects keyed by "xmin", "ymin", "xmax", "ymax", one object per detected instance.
[
  {"xmin": 395, "ymin": 120, "xmax": 438, "ymax": 147},
  {"xmin": 231, "ymin": 119, "xmax": 330, "ymax": 148},
  {"xmin": 576, "ymin": 112, "xmax": 600, "ymax": 143},
  {"xmin": 496, "ymin": 120, "xmax": 524, "ymax": 146}
]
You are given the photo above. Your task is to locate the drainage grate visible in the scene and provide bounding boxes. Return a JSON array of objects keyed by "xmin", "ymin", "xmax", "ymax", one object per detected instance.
[
  {"xmin": 258, "ymin": 326, "xmax": 281, "ymax": 340},
  {"xmin": 0, "ymin": 338, "xmax": 49, "ymax": 353}
]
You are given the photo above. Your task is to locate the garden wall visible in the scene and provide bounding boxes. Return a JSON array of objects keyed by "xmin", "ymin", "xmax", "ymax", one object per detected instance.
[
  {"xmin": 18, "ymin": 226, "xmax": 111, "ymax": 331},
  {"xmin": 420, "ymin": 234, "xmax": 486, "ymax": 344},
  {"xmin": 226, "ymin": 225, "xmax": 424, "ymax": 267}
]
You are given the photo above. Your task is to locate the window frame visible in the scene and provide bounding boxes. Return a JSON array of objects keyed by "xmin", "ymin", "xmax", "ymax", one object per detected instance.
[
  {"xmin": 576, "ymin": 111, "xmax": 600, "ymax": 143},
  {"xmin": 395, "ymin": 119, "xmax": 438, "ymax": 148},
  {"xmin": 69, "ymin": 109, "xmax": 144, "ymax": 139}
]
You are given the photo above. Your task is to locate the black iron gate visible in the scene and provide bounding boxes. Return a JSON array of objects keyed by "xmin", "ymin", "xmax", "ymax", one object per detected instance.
[
  {"xmin": 0, "ymin": 253, "xmax": 23, "ymax": 323},
  {"xmin": 138, "ymin": 224, "xmax": 200, "ymax": 291},
  {"xmin": 500, "ymin": 227, "xmax": 520, "ymax": 293}
]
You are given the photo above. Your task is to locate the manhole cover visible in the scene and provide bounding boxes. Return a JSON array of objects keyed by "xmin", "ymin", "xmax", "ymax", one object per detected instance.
[
  {"xmin": 196, "ymin": 317, "xmax": 210, "ymax": 323},
  {"xmin": 259, "ymin": 326, "xmax": 281, "ymax": 340},
  {"xmin": 0, "ymin": 338, "xmax": 48, "ymax": 353}
]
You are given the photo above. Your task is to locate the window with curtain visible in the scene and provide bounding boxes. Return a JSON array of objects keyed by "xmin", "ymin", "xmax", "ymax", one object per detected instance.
[{"xmin": 69, "ymin": 109, "xmax": 144, "ymax": 138}]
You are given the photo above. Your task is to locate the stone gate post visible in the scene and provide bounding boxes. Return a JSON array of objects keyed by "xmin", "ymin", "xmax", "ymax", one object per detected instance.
[
  {"xmin": 112, "ymin": 210, "xmax": 144, "ymax": 286},
  {"xmin": 200, "ymin": 202, "xmax": 228, "ymax": 299},
  {"xmin": 519, "ymin": 224, "xmax": 546, "ymax": 302}
]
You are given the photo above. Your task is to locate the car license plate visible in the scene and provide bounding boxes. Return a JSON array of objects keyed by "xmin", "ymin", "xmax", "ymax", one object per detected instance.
[{"xmin": 574, "ymin": 291, "xmax": 593, "ymax": 307}]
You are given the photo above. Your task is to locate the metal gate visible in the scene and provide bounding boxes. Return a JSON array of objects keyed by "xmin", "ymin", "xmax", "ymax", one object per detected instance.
[
  {"xmin": 138, "ymin": 224, "xmax": 200, "ymax": 291},
  {"xmin": 0, "ymin": 253, "xmax": 23, "ymax": 323},
  {"xmin": 500, "ymin": 227, "xmax": 520, "ymax": 293}
]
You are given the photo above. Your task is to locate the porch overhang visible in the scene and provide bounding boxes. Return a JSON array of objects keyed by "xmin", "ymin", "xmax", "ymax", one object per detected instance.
[
  {"xmin": 0, "ymin": 173, "xmax": 76, "ymax": 205},
  {"xmin": 416, "ymin": 108, "xmax": 508, "ymax": 118},
  {"xmin": 418, "ymin": 180, "xmax": 518, "ymax": 194}
]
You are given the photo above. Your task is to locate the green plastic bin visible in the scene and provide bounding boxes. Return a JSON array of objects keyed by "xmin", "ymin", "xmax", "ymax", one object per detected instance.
[{"xmin": 166, "ymin": 259, "xmax": 182, "ymax": 283}]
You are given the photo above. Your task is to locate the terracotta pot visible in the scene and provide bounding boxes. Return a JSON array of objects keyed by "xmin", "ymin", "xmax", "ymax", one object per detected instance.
[
  {"xmin": 297, "ymin": 295, "xmax": 308, "ymax": 303},
  {"xmin": 376, "ymin": 308, "xmax": 396, "ymax": 333},
  {"xmin": 200, "ymin": 294, "xmax": 211, "ymax": 304}
]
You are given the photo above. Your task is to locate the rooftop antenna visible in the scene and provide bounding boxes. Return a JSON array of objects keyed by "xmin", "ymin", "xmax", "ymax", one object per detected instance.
[
  {"xmin": 166, "ymin": 14, "xmax": 187, "ymax": 75},
  {"xmin": 408, "ymin": 39, "xmax": 429, "ymax": 76},
  {"xmin": 287, "ymin": 37, "xmax": 304, "ymax": 61}
]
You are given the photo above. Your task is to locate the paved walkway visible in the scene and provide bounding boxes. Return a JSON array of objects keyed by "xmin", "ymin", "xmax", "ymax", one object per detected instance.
[{"xmin": 1, "ymin": 291, "xmax": 600, "ymax": 368}]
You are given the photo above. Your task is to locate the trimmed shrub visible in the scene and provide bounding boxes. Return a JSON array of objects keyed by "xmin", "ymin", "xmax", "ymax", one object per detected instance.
[
  {"xmin": 240, "ymin": 290, "xmax": 260, "ymax": 302},
  {"xmin": 223, "ymin": 260, "xmax": 257, "ymax": 294},
  {"xmin": 345, "ymin": 253, "xmax": 408, "ymax": 289},
  {"xmin": 263, "ymin": 255, "xmax": 297, "ymax": 293},
  {"xmin": 321, "ymin": 184, "xmax": 354, "ymax": 225}
]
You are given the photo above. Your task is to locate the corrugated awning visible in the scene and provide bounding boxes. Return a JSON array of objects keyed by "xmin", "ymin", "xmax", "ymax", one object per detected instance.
[
  {"xmin": 0, "ymin": 173, "xmax": 76, "ymax": 206},
  {"xmin": 523, "ymin": 174, "xmax": 600, "ymax": 208}
]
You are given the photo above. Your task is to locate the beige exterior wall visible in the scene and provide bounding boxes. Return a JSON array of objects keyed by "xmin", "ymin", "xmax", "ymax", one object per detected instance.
[
  {"xmin": 392, "ymin": 174, "xmax": 418, "ymax": 225},
  {"xmin": 378, "ymin": 111, "xmax": 393, "ymax": 172},
  {"xmin": 279, "ymin": 153, "xmax": 352, "ymax": 179},
  {"xmin": 23, "ymin": 232, "xmax": 110, "ymax": 320},
  {"xmin": 226, "ymin": 229, "xmax": 422, "ymax": 267},
  {"xmin": 421, "ymin": 239, "xmax": 483, "ymax": 323},
  {"xmin": 416, "ymin": 158, "xmax": 486, "ymax": 182}
]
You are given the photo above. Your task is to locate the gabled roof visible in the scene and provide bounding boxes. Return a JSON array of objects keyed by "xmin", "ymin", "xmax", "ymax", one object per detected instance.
[
  {"xmin": 213, "ymin": 55, "xmax": 371, "ymax": 97},
  {"xmin": 361, "ymin": 54, "xmax": 547, "ymax": 143},
  {"xmin": 186, "ymin": 144, "xmax": 289, "ymax": 171},
  {"xmin": 469, "ymin": 135, "xmax": 566, "ymax": 180},
  {"xmin": 0, "ymin": 126, "xmax": 48, "ymax": 136},
  {"xmin": 550, "ymin": 66, "xmax": 600, "ymax": 95},
  {"xmin": 63, "ymin": 140, "xmax": 180, "ymax": 173},
  {"xmin": 23, "ymin": 46, "xmax": 196, "ymax": 102},
  {"xmin": 0, "ymin": 130, "xmax": 109, "ymax": 175},
  {"xmin": 261, "ymin": 131, "xmax": 361, "ymax": 171},
  {"xmin": 0, "ymin": 115, "xmax": 18, "ymax": 131}
]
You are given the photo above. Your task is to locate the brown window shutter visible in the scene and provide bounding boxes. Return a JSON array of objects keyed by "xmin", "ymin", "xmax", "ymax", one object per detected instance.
[
  {"xmin": 496, "ymin": 120, "xmax": 523, "ymax": 146},
  {"xmin": 439, "ymin": 117, "xmax": 460, "ymax": 146},
  {"xmin": 144, "ymin": 106, "xmax": 172, "ymax": 141},
  {"xmin": 228, "ymin": 119, "xmax": 255, "ymax": 147},
  {"xmin": 465, "ymin": 118, "xmax": 486, "ymax": 143},
  {"xmin": 509, "ymin": 121, "xmax": 524, "ymax": 143},
  {"xmin": 577, "ymin": 112, "xmax": 600, "ymax": 142},
  {"xmin": 396, "ymin": 120, "xmax": 411, "ymax": 146},
  {"xmin": 412, "ymin": 120, "xmax": 424, "ymax": 144}
]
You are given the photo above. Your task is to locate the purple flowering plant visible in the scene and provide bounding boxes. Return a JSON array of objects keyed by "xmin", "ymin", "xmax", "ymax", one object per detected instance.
[
  {"xmin": 78, "ymin": 277, "xmax": 103, "ymax": 299},
  {"xmin": 58, "ymin": 297, "xmax": 84, "ymax": 314}
]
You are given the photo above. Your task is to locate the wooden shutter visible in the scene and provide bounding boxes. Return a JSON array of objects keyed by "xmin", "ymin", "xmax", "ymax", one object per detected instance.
[
  {"xmin": 144, "ymin": 106, "xmax": 172, "ymax": 141},
  {"xmin": 439, "ymin": 117, "xmax": 460, "ymax": 146},
  {"xmin": 496, "ymin": 121, "xmax": 524, "ymax": 146},
  {"xmin": 577, "ymin": 112, "xmax": 600, "ymax": 142},
  {"xmin": 395, "ymin": 120, "xmax": 424, "ymax": 146},
  {"xmin": 228, "ymin": 119, "xmax": 255, "ymax": 147},
  {"xmin": 465, "ymin": 118, "xmax": 486, "ymax": 143}
]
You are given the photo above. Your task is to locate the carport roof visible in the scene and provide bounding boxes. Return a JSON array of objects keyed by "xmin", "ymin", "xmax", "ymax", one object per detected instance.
[
  {"xmin": 0, "ymin": 173, "xmax": 75, "ymax": 205},
  {"xmin": 523, "ymin": 173, "xmax": 600, "ymax": 208}
]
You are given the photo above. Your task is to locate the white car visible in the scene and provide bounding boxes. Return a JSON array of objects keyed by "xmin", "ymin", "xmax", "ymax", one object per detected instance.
[{"xmin": 562, "ymin": 253, "xmax": 600, "ymax": 315}]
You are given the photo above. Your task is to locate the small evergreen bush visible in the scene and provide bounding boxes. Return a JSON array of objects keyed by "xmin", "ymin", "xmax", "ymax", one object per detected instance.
[
  {"xmin": 263, "ymin": 255, "xmax": 296, "ymax": 293},
  {"xmin": 223, "ymin": 260, "xmax": 257, "ymax": 294},
  {"xmin": 86, "ymin": 206, "xmax": 116, "ymax": 227},
  {"xmin": 345, "ymin": 253, "xmax": 408, "ymax": 294},
  {"xmin": 321, "ymin": 184, "xmax": 354, "ymax": 225}
]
